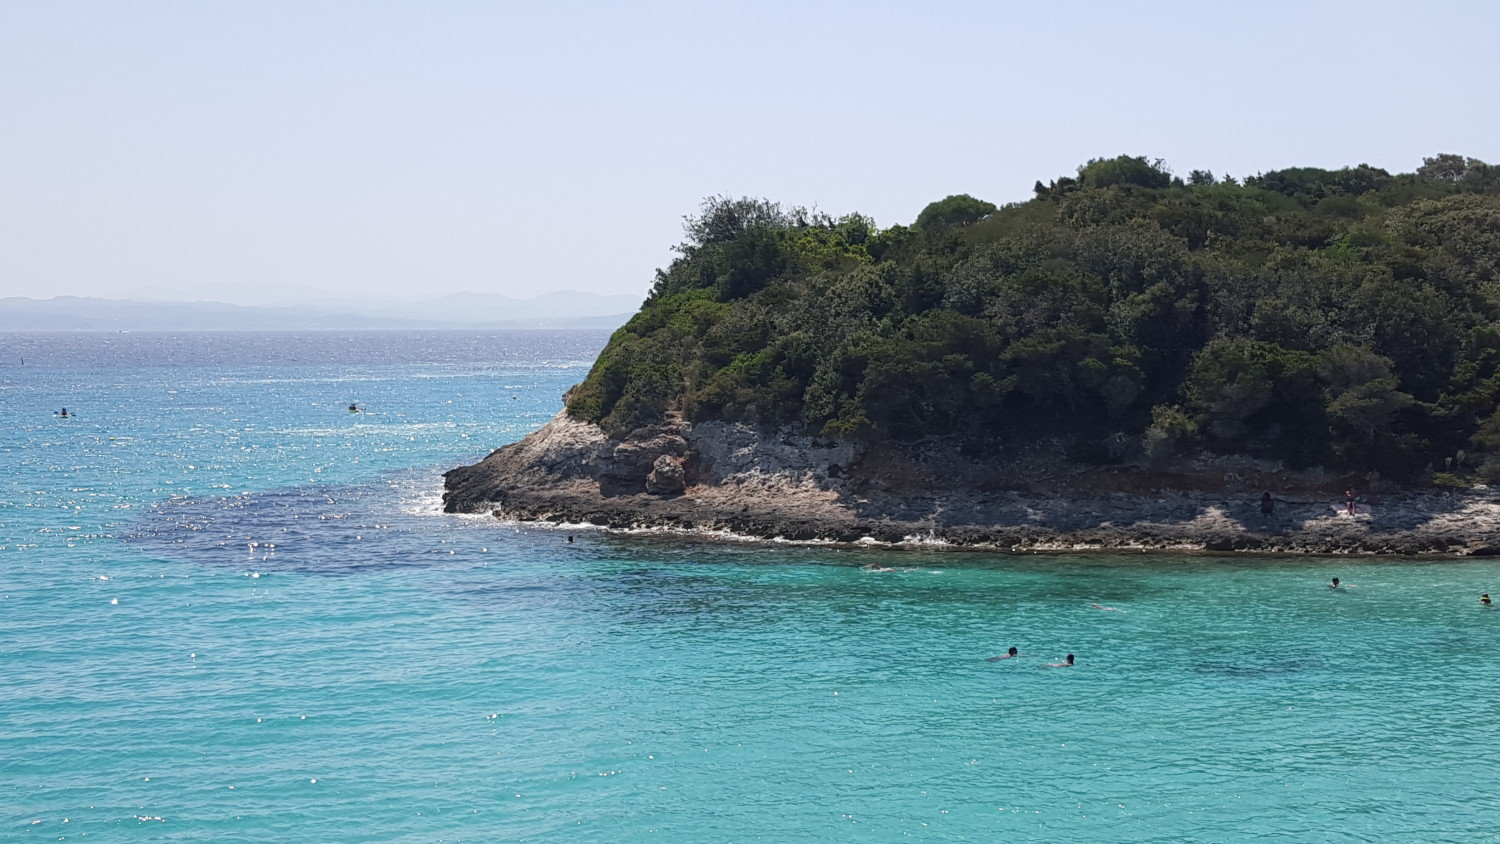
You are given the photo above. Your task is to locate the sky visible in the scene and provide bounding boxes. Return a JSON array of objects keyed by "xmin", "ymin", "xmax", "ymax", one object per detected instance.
[{"xmin": 2, "ymin": 0, "xmax": 1496, "ymax": 305}]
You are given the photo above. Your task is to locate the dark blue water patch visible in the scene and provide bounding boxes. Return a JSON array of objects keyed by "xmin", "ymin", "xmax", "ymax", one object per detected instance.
[
  {"xmin": 1193, "ymin": 659, "xmax": 1324, "ymax": 679},
  {"xmin": 119, "ymin": 471, "xmax": 548, "ymax": 576}
]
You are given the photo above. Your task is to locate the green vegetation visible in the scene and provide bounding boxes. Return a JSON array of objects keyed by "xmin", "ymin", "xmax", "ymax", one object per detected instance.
[{"xmin": 567, "ymin": 155, "xmax": 1500, "ymax": 481}]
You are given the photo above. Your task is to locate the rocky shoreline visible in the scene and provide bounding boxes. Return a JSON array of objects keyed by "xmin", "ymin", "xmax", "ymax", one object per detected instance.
[{"xmin": 443, "ymin": 410, "xmax": 1500, "ymax": 557}]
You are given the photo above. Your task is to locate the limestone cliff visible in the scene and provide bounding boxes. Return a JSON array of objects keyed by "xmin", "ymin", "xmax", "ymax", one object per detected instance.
[
  {"xmin": 443, "ymin": 409, "xmax": 861, "ymax": 533},
  {"xmin": 442, "ymin": 409, "xmax": 1500, "ymax": 556}
]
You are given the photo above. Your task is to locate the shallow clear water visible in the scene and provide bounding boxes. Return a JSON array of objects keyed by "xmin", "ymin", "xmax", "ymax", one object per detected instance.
[{"xmin": 4, "ymin": 330, "xmax": 1500, "ymax": 842}]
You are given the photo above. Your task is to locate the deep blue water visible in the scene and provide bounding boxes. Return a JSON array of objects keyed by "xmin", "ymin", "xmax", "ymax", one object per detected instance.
[{"xmin": 4, "ymin": 330, "xmax": 1500, "ymax": 842}]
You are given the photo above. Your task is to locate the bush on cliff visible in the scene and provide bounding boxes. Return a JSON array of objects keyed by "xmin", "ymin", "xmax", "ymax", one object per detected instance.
[{"xmin": 565, "ymin": 156, "xmax": 1500, "ymax": 482}]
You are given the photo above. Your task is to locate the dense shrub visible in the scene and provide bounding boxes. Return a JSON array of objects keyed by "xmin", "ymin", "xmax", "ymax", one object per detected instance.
[{"xmin": 566, "ymin": 156, "xmax": 1500, "ymax": 481}]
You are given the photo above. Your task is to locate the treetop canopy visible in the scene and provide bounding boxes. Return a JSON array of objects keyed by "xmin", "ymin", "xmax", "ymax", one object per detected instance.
[{"xmin": 567, "ymin": 154, "xmax": 1500, "ymax": 482}]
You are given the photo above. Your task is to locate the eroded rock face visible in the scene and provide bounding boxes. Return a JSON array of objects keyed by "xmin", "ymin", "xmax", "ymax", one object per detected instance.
[
  {"xmin": 442, "ymin": 410, "xmax": 613, "ymax": 513},
  {"xmin": 443, "ymin": 409, "xmax": 862, "ymax": 514},
  {"xmin": 443, "ymin": 408, "xmax": 1500, "ymax": 555},
  {"xmin": 687, "ymin": 420, "xmax": 858, "ymax": 486},
  {"xmin": 645, "ymin": 455, "xmax": 686, "ymax": 495},
  {"xmin": 604, "ymin": 423, "xmax": 689, "ymax": 490}
]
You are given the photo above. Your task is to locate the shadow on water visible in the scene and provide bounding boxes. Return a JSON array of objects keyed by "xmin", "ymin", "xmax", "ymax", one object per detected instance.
[
  {"xmin": 118, "ymin": 473, "xmax": 1489, "ymax": 656},
  {"xmin": 1192, "ymin": 654, "xmax": 1328, "ymax": 679},
  {"xmin": 119, "ymin": 474, "xmax": 518, "ymax": 576}
]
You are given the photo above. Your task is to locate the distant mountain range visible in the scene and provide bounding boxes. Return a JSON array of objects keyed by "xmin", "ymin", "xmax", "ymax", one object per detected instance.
[{"xmin": 0, "ymin": 292, "xmax": 643, "ymax": 331}]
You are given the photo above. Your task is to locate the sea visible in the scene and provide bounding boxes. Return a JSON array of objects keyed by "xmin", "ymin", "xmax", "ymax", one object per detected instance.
[{"xmin": 4, "ymin": 329, "xmax": 1500, "ymax": 842}]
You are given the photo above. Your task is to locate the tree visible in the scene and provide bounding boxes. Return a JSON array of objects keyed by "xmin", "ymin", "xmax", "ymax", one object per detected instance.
[
  {"xmin": 914, "ymin": 194, "xmax": 997, "ymax": 230},
  {"xmin": 1245, "ymin": 164, "xmax": 1391, "ymax": 201},
  {"xmin": 1077, "ymin": 155, "xmax": 1172, "ymax": 189},
  {"xmin": 1316, "ymin": 345, "xmax": 1414, "ymax": 441},
  {"xmin": 1182, "ymin": 339, "xmax": 1321, "ymax": 461},
  {"xmin": 568, "ymin": 157, "xmax": 1500, "ymax": 485},
  {"xmin": 1418, "ymin": 154, "xmax": 1474, "ymax": 183},
  {"xmin": 684, "ymin": 196, "xmax": 788, "ymax": 246}
]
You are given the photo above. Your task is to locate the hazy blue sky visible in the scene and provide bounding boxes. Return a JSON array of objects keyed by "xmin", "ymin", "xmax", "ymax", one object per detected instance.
[{"xmin": 2, "ymin": 1, "xmax": 1495, "ymax": 304}]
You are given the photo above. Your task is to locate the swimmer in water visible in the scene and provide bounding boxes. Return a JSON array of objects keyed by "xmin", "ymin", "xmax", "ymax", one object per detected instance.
[
  {"xmin": 1330, "ymin": 577, "xmax": 1341, "ymax": 589},
  {"xmin": 860, "ymin": 562, "xmax": 895, "ymax": 572},
  {"xmin": 988, "ymin": 646, "xmax": 1021, "ymax": 662},
  {"xmin": 1047, "ymin": 654, "xmax": 1075, "ymax": 668},
  {"xmin": 1482, "ymin": 593, "xmax": 1492, "ymax": 607},
  {"xmin": 1092, "ymin": 603, "xmax": 1121, "ymax": 612},
  {"xmin": 566, "ymin": 535, "xmax": 574, "ymax": 543}
]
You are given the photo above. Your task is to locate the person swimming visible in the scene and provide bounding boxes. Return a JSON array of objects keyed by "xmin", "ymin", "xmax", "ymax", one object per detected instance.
[
  {"xmin": 1331, "ymin": 577, "xmax": 1341, "ymax": 589},
  {"xmin": 1047, "ymin": 654, "xmax": 1075, "ymax": 668},
  {"xmin": 988, "ymin": 646, "xmax": 1021, "ymax": 662},
  {"xmin": 1092, "ymin": 603, "xmax": 1122, "ymax": 612},
  {"xmin": 1482, "ymin": 593, "xmax": 1492, "ymax": 607}
]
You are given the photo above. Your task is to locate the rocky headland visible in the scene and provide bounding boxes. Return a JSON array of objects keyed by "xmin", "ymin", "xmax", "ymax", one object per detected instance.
[
  {"xmin": 442, "ymin": 410, "xmax": 1500, "ymax": 556},
  {"xmin": 445, "ymin": 158, "xmax": 1500, "ymax": 555}
]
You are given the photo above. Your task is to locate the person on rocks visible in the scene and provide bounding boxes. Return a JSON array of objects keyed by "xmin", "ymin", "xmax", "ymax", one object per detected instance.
[
  {"xmin": 1260, "ymin": 492, "xmax": 1275, "ymax": 517},
  {"xmin": 1346, "ymin": 488, "xmax": 1356, "ymax": 516}
]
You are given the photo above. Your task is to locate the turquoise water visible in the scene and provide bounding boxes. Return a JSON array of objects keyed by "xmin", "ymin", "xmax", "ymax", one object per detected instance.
[{"xmin": 5, "ymin": 331, "xmax": 1500, "ymax": 842}]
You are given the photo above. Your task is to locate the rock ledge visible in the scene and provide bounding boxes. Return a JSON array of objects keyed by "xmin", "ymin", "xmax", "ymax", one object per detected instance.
[{"xmin": 443, "ymin": 410, "xmax": 1500, "ymax": 556}]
